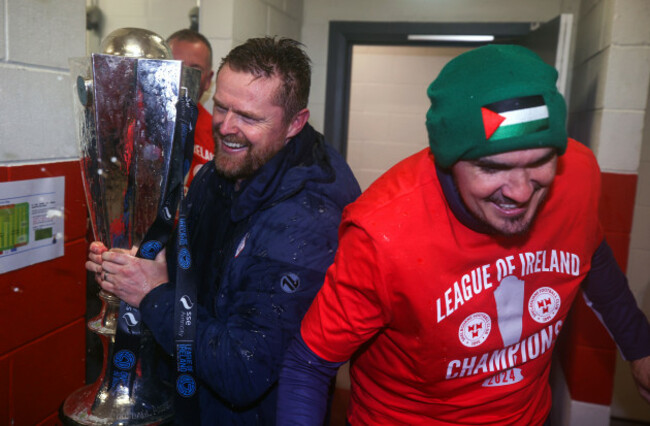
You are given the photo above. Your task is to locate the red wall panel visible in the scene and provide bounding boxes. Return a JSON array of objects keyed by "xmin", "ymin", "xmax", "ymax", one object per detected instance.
[
  {"xmin": 558, "ymin": 172, "xmax": 637, "ymax": 405},
  {"xmin": 0, "ymin": 239, "xmax": 86, "ymax": 354},
  {"xmin": 599, "ymin": 173, "xmax": 638, "ymax": 234},
  {"xmin": 37, "ymin": 412, "xmax": 64, "ymax": 426},
  {"xmin": 1, "ymin": 160, "xmax": 88, "ymax": 425},
  {"xmin": 0, "ymin": 357, "xmax": 10, "ymax": 425},
  {"xmin": 11, "ymin": 320, "xmax": 86, "ymax": 425}
]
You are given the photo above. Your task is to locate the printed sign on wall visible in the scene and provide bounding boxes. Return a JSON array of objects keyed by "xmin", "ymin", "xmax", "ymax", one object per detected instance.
[{"xmin": 0, "ymin": 177, "xmax": 65, "ymax": 273}]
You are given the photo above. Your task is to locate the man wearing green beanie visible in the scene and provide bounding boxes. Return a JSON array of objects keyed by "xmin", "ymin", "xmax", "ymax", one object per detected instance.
[{"xmin": 277, "ymin": 45, "xmax": 650, "ymax": 425}]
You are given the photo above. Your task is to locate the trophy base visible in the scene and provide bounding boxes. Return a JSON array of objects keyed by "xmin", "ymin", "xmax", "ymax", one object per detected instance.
[{"xmin": 60, "ymin": 381, "xmax": 173, "ymax": 426}]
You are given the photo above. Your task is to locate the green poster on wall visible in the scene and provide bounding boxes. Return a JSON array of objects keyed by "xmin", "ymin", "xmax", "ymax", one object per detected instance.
[{"xmin": 0, "ymin": 202, "xmax": 30, "ymax": 251}]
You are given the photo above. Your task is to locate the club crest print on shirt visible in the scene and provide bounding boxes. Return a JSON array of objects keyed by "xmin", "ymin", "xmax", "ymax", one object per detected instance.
[
  {"xmin": 439, "ymin": 249, "xmax": 580, "ymax": 386},
  {"xmin": 459, "ymin": 313, "xmax": 492, "ymax": 347}
]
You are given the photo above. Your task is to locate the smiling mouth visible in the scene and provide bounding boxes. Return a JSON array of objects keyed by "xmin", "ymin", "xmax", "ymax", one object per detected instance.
[
  {"xmin": 490, "ymin": 199, "xmax": 528, "ymax": 217},
  {"xmin": 217, "ymin": 134, "xmax": 249, "ymax": 151},
  {"xmin": 223, "ymin": 139, "xmax": 246, "ymax": 149},
  {"xmin": 496, "ymin": 202, "xmax": 521, "ymax": 210}
]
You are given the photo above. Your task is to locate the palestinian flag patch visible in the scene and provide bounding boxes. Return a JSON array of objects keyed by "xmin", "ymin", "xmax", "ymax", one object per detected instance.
[{"xmin": 481, "ymin": 95, "xmax": 549, "ymax": 141}]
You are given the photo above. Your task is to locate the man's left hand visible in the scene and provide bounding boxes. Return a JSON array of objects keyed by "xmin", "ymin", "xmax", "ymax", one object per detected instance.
[
  {"xmin": 631, "ymin": 355, "xmax": 650, "ymax": 403},
  {"xmin": 99, "ymin": 247, "xmax": 168, "ymax": 308}
]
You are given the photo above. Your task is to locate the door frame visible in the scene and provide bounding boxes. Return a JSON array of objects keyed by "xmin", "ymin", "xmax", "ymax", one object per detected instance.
[{"xmin": 324, "ymin": 21, "xmax": 533, "ymax": 155}]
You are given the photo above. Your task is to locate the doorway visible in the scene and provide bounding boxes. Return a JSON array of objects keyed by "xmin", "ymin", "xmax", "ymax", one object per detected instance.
[
  {"xmin": 323, "ymin": 19, "xmax": 571, "ymax": 190},
  {"xmin": 347, "ymin": 44, "xmax": 471, "ymax": 190}
]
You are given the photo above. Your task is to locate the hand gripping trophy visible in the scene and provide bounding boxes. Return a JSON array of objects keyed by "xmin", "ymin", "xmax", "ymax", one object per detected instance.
[{"xmin": 62, "ymin": 28, "xmax": 200, "ymax": 425}]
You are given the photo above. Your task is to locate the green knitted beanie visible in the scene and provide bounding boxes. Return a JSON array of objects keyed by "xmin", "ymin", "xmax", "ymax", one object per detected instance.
[{"xmin": 426, "ymin": 44, "xmax": 567, "ymax": 169}]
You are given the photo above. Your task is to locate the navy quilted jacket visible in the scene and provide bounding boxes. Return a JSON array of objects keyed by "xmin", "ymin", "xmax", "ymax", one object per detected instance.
[{"xmin": 140, "ymin": 123, "xmax": 360, "ymax": 424}]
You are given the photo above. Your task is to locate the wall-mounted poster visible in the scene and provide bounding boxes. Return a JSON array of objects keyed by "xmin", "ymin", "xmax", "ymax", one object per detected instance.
[{"xmin": 0, "ymin": 177, "xmax": 65, "ymax": 273}]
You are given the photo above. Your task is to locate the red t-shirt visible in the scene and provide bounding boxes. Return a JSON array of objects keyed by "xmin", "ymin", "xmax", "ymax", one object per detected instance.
[
  {"xmin": 301, "ymin": 140, "xmax": 603, "ymax": 425},
  {"xmin": 184, "ymin": 103, "xmax": 214, "ymax": 193}
]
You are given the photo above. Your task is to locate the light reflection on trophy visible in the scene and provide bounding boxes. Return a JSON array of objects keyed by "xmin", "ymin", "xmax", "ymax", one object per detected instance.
[{"xmin": 62, "ymin": 28, "xmax": 200, "ymax": 425}]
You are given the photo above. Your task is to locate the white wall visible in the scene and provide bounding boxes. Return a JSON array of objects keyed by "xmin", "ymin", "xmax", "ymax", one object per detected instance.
[
  {"xmin": 200, "ymin": 0, "xmax": 304, "ymax": 112},
  {"xmin": 0, "ymin": 0, "xmax": 86, "ymax": 164},
  {"xmin": 347, "ymin": 45, "xmax": 470, "ymax": 190},
  {"xmin": 568, "ymin": 0, "xmax": 650, "ymax": 174},
  {"xmin": 87, "ymin": 0, "xmax": 198, "ymax": 53}
]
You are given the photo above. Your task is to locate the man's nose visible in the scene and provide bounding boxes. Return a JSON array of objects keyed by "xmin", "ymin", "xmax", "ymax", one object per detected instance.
[
  {"xmin": 501, "ymin": 169, "xmax": 535, "ymax": 203},
  {"xmin": 218, "ymin": 110, "xmax": 237, "ymax": 135}
]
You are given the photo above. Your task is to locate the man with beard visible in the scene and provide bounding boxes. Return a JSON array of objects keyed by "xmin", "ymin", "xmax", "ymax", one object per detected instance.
[
  {"xmin": 86, "ymin": 37, "xmax": 360, "ymax": 424},
  {"xmin": 277, "ymin": 45, "xmax": 650, "ymax": 425}
]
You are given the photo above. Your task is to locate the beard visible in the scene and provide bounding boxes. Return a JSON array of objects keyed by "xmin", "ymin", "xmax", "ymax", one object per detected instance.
[
  {"xmin": 213, "ymin": 134, "xmax": 281, "ymax": 181},
  {"xmin": 488, "ymin": 214, "xmax": 533, "ymax": 237},
  {"xmin": 479, "ymin": 191, "xmax": 548, "ymax": 237}
]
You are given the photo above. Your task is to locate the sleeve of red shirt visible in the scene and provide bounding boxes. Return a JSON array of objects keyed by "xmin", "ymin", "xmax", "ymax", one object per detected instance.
[{"xmin": 300, "ymin": 220, "xmax": 392, "ymax": 362}]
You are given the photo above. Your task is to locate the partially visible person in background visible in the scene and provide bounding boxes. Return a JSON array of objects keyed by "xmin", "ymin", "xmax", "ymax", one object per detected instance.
[{"xmin": 167, "ymin": 29, "xmax": 214, "ymax": 192}]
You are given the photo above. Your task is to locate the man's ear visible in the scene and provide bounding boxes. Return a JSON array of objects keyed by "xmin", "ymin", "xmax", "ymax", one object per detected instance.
[
  {"xmin": 201, "ymin": 70, "xmax": 215, "ymax": 100},
  {"xmin": 285, "ymin": 108, "xmax": 310, "ymax": 141}
]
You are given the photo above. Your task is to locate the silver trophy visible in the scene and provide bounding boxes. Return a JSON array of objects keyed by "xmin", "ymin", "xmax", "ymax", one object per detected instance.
[{"xmin": 62, "ymin": 28, "xmax": 200, "ymax": 425}]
